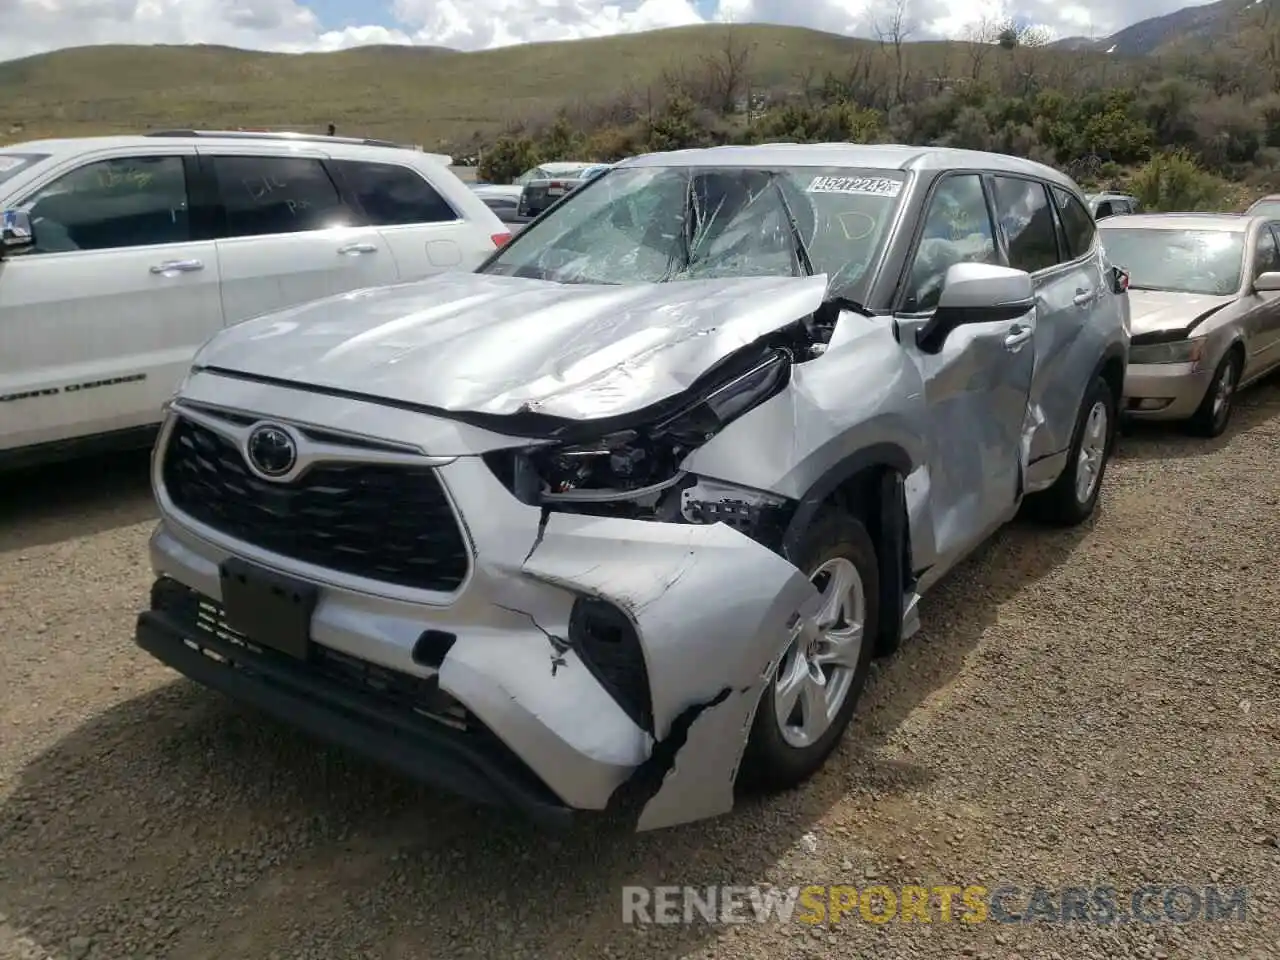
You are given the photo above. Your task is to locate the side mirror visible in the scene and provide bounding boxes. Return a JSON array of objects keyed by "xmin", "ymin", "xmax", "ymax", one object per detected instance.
[
  {"xmin": 916, "ymin": 262, "xmax": 1035, "ymax": 354},
  {"xmin": 0, "ymin": 209, "xmax": 34, "ymax": 257},
  {"xmin": 1254, "ymin": 270, "xmax": 1280, "ymax": 292}
]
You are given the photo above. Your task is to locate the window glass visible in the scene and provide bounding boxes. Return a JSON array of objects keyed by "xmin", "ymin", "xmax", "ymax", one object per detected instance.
[
  {"xmin": 1095, "ymin": 201, "xmax": 1115, "ymax": 219},
  {"xmin": 992, "ymin": 176, "xmax": 1059, "ymax": 272},
  {"xmin": 482, "ymin": 165, "xmax": 906, "ymax": 304},
  {"xmin": 333, "ymin": 160, "xmax": 457, "ymax": 226},
  {"xmin": 904, "ymin": 174, "xmax": 998, "ymax": 313},
  {"xmin": 18, "ymin": 155, "xmax": 189, "ymax": 254},
  {"xmin": 1053, "ymin": 186, "xmax": 1097, "ymax": 261},
  {"xmin": 212, "ymin": 155, "xmax": 351, "ymax": 238},
  {"xmin": 1255, "ymin": 226, "xmax": 1280, "ymax": 276},
  {"xmin": 1097, "ymin": 226, "xmax": 1243, "ymax": 296}
]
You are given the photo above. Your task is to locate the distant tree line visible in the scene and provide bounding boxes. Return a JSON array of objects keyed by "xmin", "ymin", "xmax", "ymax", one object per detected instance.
[{"xmin": 476, "ymin": 5, "xmax": 1280, "ymax": 212}]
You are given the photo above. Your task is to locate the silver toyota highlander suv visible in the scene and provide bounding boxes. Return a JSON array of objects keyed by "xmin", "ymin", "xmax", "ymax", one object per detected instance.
[{"xmin": 135, "ymin": 144, "xmax": 1130, "ymax": 831}]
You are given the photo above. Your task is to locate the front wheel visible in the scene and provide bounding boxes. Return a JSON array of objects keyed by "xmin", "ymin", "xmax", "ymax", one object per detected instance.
[
  {"xmin": 739, "ymin": 512, "xmax": 878, "ymax": 793},
  {"xmin": 1186, "ymin": 349, "xmax": 1241, "ymax": 438},
  {"xmin": 1027, "ymin": 374, "xmax": 1115, "ymax": 526}
]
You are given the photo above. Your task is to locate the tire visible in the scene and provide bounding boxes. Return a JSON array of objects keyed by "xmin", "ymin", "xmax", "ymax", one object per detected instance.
[
  {"xmin": 1185, "ymin": 348, "xmax": 1242, "ymax": 439},
  {"xmin": 1027, "ymin": 374, "xmax": 1115, "ymax": 526},
  {"xmin": 738, "ymin": 512, "xmax": 879, "ymax": 793}
]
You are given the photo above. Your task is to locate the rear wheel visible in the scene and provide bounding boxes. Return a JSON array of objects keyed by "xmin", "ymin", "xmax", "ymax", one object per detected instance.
[
  {"xmin": 739, "ymin": 512, "xmax": 878, "ymax": 792},
  {"xmin": 1186, "ymin": 349, "xmax": 1241, "ymax": 438}
]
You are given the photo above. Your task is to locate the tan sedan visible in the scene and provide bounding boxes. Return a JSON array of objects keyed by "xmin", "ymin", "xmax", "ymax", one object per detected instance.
[{"xmin": 1099, "ymin": 213, "xmax": 1280, "ymax": 436}]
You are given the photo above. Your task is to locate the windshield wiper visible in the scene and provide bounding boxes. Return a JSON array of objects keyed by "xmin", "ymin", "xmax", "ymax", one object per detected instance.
[{"xmin": 769, "ymin": 174, "xmax": 814, "ymax": 277}]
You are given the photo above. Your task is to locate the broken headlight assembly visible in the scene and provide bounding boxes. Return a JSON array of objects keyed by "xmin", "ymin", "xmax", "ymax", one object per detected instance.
[{"xmin": 484, "ymin": 347, "xmax": 792, "ymax": 520}]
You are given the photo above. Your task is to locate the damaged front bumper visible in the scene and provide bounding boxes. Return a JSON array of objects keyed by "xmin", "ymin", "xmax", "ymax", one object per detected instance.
[{"xmin": 143, "ymin": 419, "xmax": 817, "ymax": 831}]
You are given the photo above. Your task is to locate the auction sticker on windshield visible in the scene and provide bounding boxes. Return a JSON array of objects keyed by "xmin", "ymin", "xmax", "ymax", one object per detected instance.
[{"xmin": 806, "ymin": 175, "xmax": 903, "ymax": 197}]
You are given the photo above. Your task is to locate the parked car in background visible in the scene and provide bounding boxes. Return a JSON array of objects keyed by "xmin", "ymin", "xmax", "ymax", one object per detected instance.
[
  {"xmin": 516, "ymin": 161, "xmax": 601, "ymax": 218},
  {"xmin": 0, "ymin": 129, "xmax": 510, "ymax": 469},
  {"xmin": 1086, "ymin": 192, "xmax": 1140, "ymax": 219},
  {"xmin": 470, "ymin": 183, "xmax": 523, "ymax": 221},
  {"xmin": 1099, "ymin": 212, "xmax": 1280, "ymax": 436},
  {"xmin": 469, "ymin": 162, "xmax": 594, "ymax": 221},
  {"xmin": 1245, "ymin": 194, "xmax": 1280, "ymax": 217},
  {"xmin": 136, "ymin": 143, "xmax": 1127, "ymax": 833}
]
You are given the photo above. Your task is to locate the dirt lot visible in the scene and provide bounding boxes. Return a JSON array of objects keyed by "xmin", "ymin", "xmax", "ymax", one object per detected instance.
[{"xmin": 1, "ymin": 387, "xmax": 1278, "ymax": 960}]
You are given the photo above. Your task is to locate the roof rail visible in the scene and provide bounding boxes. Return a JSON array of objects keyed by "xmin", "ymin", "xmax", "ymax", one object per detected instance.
[{"xmin": 143, "ymin": 129, "xmax": 410, "ymax": 150}]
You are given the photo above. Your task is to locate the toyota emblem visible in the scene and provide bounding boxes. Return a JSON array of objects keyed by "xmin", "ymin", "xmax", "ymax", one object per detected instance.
[{"xmin": 246, "ymin": 423, "xmax": 297, "ymax": 478}]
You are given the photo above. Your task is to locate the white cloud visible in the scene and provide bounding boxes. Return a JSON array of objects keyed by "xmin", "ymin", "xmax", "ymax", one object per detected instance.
[
  {"xmin": 0, "ymin": 0, "xmax": 408, "ymax": 61},
  {"xmin": 0, "ymin": 0, "xmax": 1219, "ymax": 63},
  {"xmin": 387, "ymin": 0, "xmax": 704, "ymax": 49}
]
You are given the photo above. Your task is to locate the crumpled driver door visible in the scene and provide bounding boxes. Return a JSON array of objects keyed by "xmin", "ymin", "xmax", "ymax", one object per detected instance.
[{"xmin": 896, "ymin": 309, "xmax": 1036, "ymax": 570}]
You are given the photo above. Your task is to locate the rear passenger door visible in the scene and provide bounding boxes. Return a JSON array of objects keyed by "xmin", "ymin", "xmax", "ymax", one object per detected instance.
[
  {"xmin": 0, "ymin": 149, "xmax": 224, "ymax": 451},
  {"xmin": 201, "ymin": 150, "xmax": 398, "ymax": 325},
  {"xmin": 990, "ymin": 176, "xmax": 1099, "ymax": 470},
  {"xmin": 329, "ymin": 158, "xmax": 491, "ymax": 276}
]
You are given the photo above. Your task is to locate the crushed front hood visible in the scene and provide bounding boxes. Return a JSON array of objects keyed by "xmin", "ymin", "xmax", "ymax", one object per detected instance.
[
  {"xmin": 1128, "ymin": 289, "xmax": 1236, "ymax": 337},
  {"xmin": 194, "ymin": 272, "xmax": 829, "ymax": 422}
]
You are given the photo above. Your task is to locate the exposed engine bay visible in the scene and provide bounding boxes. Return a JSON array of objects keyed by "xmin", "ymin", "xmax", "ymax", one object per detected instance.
[{"xmin": 483, "ymin": 306, "xmax": 844, "ymax": 543}]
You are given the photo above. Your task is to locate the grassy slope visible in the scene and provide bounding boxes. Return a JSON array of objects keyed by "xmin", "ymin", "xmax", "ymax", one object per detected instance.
[{"xmin": 0, "ymin": 25, "xmax": 1125, "ymax": 150}]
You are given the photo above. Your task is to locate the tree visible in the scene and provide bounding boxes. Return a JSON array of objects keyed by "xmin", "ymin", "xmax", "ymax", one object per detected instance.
[
  {"xmin": 873, "ymin": 0, "xmax": 917, "ymax": 105},
  {"xmin": 699, "ymin": 26, "xmax": 757, "ymax": 116},
  {"xmin": 963, "ymin": 16, "xmax": 999, "ymax": 80},
  {"xmin": 995, "ymin": 18, "xmax": 1052, "ymax": 50}
]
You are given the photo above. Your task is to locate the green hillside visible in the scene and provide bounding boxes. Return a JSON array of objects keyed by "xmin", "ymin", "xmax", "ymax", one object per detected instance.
[{"xmin": 0, "ymin": 24, "xmax": 1127, "ymax": 151}]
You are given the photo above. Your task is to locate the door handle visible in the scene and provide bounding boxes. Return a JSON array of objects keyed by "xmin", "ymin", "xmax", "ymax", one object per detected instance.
[
  {"xmin": 337, "ymin": 242, "xmax": 378, "ymax": 255},
  {"xmin": 150, "ymin": 259, "xmax": 203, "ymax": 274},
  {"xmin": 1004, "ymin": 324, "xmax": 1033, "ymax": 351},
  {"xmin": 1073, "ymin": 289, "xmax": 1096, "ymax": 307}
]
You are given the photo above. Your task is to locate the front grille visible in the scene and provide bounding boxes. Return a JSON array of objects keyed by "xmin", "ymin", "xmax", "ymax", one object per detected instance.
[{"xmin": 161, "ymin": 416, "xmax": 470, "ymax": 593}]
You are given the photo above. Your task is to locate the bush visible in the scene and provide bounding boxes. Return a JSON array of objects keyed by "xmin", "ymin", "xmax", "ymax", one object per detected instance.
[
  {"xmin": 1128, "ymin": 149, "xmax": 1232, "ymax": 211},
  {"xmin": 471, "ymin": 36, "xmax": 1280, "ymax": 205},
  {"xmin": 478, "ymin": 135, "xmax": 540, "ymax": 184}
]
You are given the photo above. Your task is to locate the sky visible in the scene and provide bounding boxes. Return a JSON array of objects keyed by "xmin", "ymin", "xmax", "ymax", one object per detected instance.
[{"xmin": 0, "ymin": 0, "xmax": 1215, "ymax": 63}]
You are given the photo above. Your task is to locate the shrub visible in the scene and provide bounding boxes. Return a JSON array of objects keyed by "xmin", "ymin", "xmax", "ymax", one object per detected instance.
[
  {"xmin": 478, "ymin": 135, "xmax": 540, "ymax": 184},
  {"xmin": 1128, "ymin": 149, "xmax": 1232, "ymax": 211}
]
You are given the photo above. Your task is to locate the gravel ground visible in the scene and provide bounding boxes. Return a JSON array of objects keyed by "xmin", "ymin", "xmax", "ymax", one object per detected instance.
[{"xmin": 1, "ymin": 384, "xmax": 1278, "ymax": 960}]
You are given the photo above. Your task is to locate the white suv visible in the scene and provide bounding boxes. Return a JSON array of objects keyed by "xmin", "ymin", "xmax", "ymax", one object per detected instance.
[{"xmin": 0, "ymin": 130, "xmax": 510, "ymax": 468}]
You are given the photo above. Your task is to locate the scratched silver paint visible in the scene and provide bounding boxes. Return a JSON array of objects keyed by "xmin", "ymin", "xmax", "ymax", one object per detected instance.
[{"xmin": 147, "ymin": 143, "xmax": 1130, "ymax": 830}]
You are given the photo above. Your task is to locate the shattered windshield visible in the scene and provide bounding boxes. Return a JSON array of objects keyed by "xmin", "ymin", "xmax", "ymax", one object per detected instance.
[
  {"xmin": 480, "ymin": 164, "xmax": 907, "ymax": 301},
  {"xmin": 1099, "ymin": 227, "xmax": 1244, "ymax": 296}
]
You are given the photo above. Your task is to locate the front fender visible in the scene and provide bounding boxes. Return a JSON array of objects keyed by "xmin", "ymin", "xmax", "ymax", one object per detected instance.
[{"xmin": 519, "ymin": 513, "xmax": 817, "ymax": 830}]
